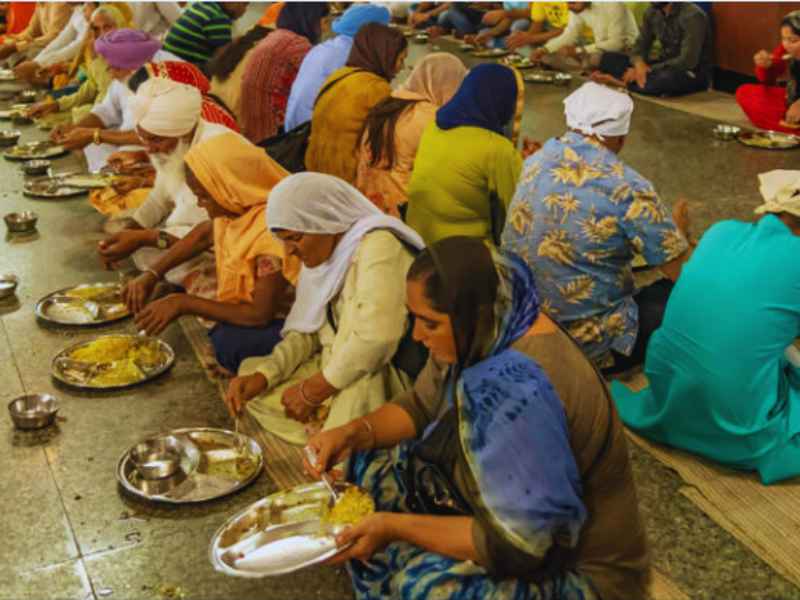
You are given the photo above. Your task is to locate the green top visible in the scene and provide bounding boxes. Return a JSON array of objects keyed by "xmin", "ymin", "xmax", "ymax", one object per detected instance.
[{"xmin": 405, "ymin": 123, "xmax": 522, "ymax": 246}]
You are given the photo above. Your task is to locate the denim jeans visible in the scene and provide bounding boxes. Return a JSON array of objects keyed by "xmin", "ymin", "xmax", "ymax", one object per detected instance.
[{"xmin": 437, "ymin": 5, "xmax": 483, "ymax": 35}]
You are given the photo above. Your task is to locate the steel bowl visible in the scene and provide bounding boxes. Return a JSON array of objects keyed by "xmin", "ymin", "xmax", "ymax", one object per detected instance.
[
  {"xmin": 413, "ymin": 33, "xmax": 429, "ymax": 44},
  {"xmin": 0, "ymin": 274, "xmax": 18, "ymax": 300},
  {"xmin": 8, "ymin": 394, "xmax": 59, "ymax": 430},
  {"xmin": 553, "ymin": 72, "xmax": 573, "ymax": 86},
  {"xmin": 0, "ymin": 129, "xmax": 21, "ymax": 147},
  {"xmin": 130, "ymin": 435, "xmax": 186, "ymax": 479},
  {"xmin": 4, "ymin": 210, "xmax": 38, "ymax": 233},
  {"xmin": 22, "ymin": 159, "xmax": 51, "ymax": 176},
  {"xmin": 16, "ymin": 90, "xmax": 38, "ymax": 104},
  {"xmin": 11, "ymin": 111, "xmax": 33, "ymax": 126},
  {"xmin": 712, "ymin": 124, "xmax": 742, "ymax": 141}
]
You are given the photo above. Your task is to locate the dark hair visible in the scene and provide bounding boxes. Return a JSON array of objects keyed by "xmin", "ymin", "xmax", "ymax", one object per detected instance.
[
  {"xmin": 277, "ymin": 2, "xmax": 330, "ymax": 45},
  {"xmin": 206, "ymin": 26, "xmax": 271, "ymax": 82},
  {"xmin": 407, "ymin": 247, "xmax": 448, "ymax": 312},
  {"xmin": 782, "ymin": 11, "xmax": 800, "ymax": 36},
  {"xmin": 127, "ymin": 65, "xmax": 149, "ymax": 93},
  {"xmin": 360, "ymin": 97, "xmax": 419, "ymax": 169}
]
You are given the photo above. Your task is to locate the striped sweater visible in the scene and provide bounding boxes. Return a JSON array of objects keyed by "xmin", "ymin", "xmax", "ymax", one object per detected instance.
[{"xmin": 163, "ymin": 2, "xmax": 233, "ymax": 66}]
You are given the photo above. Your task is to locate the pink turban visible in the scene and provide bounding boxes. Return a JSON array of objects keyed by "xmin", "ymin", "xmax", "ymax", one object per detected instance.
[
  {"xmin": 131, "ymin": 78, "xmax": 203, "ymax": 137},
  {"xmin": 94, "ymin": 29, "xmax": 161, "ymax": 70}
]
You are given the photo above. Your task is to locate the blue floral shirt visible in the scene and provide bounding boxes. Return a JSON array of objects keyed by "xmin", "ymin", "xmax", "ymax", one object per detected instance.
[{"xmin": 502, "ymin": 131, "xmax": 687, "ymax": 366}]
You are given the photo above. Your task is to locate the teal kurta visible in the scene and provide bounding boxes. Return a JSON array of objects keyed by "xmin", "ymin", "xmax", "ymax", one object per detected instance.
[{"xmin": 612, "ymin": 215, "xmax": 800, "ymax": 484}]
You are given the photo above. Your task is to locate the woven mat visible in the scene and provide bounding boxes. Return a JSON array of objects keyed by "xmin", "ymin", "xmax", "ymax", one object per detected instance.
[
  {"xmin": 623, "ymin": 373, "xmax": 800, "ymax": 588},
  {"xmin": 177, "ymin": 316, "xmax": 309, "ymax": 490},
  {"xmin": 648, "ymin": 568, "xmax": 689, "ymax": 600}
]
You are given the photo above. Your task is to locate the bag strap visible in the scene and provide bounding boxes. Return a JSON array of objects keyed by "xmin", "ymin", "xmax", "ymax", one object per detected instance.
[{"xmin": 313, "ymin": 68, "xmax": 366, "ymax": 110}]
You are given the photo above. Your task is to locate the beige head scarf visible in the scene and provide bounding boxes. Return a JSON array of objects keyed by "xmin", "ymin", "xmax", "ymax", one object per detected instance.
[
  {"xmin": 755, "ymin": 170, "xmax": 800, "ymax": 217},
  {"xmin": 394, "ymin": 52, "xmax": 467, "ymax": 106},
  {"xmin": 131, "ymin": 78, "xmax": 203, "ymax": 137}
]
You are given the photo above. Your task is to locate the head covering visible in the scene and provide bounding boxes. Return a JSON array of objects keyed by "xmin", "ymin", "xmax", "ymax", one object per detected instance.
[
  {"xmin": 346, "ymin": 22, "xmax": 407, "ymax": 81},
  {"xmin": 784, "ymin": 10, "xmax": 800, "ymax": 34},
  {"xmin": 277, "ymin": 2, "xmax": 329, "ymax": 44},
  {"xmin": 241, "ymin": 30, "xmax": 312, "ymax": 142},
  {"xmin": 131, "ymin": 77, "xmax": 203, "ymax": 137},
  {"xmin": 436, "ymin": 64, "xmax": 518, "ymax": 137},
  {"xmin": 420, "ymin": 237, "xmax": 587, "ymax": 558},
  {"xmin": 94, "ymin": 28, "xmax": 161, "ymax": 70},
  {"xmin": 331, "ymin": 3, "xmax": 390, "ymax": 38},
  {"xmin": 184, "ymin": 133, "xmax": 298, "ymax": 302},
  {"xmin": 755, "ymin": 170, "xmax": 800, "ymax": 218},
  {"xmin": 90, "ymin": 5, "xmax": 128, "ymax": 30},
  {"xmin": 394, "ymin": 52, "xmax": 467, "ymax": 106},
  {"xmin": 564, "ymin": 81, "xmax": 633, "ymax": 140},
  {"xmin": 267, "ymin": 173, "xmax": 424, "ymax": 334}
]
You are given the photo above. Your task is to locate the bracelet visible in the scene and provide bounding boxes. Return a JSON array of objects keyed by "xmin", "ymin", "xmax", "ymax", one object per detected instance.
[
  {"xmin": 299, "ymin": 380, "xmax": 323, "ymax": 408},
  {"xmin": 93, "ymin": 128, "xmax": 101, "ymax": 145},
  {"xmin": 359, "ymin": 417, "xmax": 376, "ymax": 450},
  {"xmin": 144, "ymin": 268, "xmax": 160, "ymax": 280}
]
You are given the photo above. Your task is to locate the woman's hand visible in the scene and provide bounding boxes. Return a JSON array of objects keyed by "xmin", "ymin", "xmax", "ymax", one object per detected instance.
[
  {"xmin": 26, "ymin": 99, "xmax": 57, "ymax": 119},
  {"xmin": 281, "ymin": 381, "xmax": 318, "ymax": 423},
  {"xmin": 303, "ymin": 421, "xmax": 362, "ymax": 477},
  {"xmin": 134, "ymin": 293, "xmax": 185, "ymax": 335},
  {"xmin": 224, "ymin": 373, "xmax": 268, "ymax": 416},
  {"xmin": 97, "ymin": 230, "xmax": 150, "ymax": 266},
  {"xmin": 122, "ymin": 271, "xmax": 158, "ymax": 313},
  {"xmin": 521, "ymin": 136, "xmax": 542, "ymax": 159},
  {"xmin": 754, "ymin": 49, "xmax": 773, "ymax": 69},
  {"xmin": 112, "ymin": 176, "xmax": 146, "ymax": 195},
  {"xmin": 59, "ymin": 127, "xmax": 96, "ymax": 151},
  {"xmin": 50, "ymin": 122, "xmax": 75, "ymax": 143},
  {"xmin": 326, "ymin": 513, "xmax": 395, "ymax": 565}
]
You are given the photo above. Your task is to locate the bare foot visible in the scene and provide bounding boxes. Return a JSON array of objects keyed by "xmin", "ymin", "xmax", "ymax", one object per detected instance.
[{"xmin": 672, "ymin": 198, "xmax": 691, "ymax": 238}]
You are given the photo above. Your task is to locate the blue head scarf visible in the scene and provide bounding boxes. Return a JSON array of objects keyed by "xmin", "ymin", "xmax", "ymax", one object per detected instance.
[
  {"xmin": 425, "ymin": 237, "xmax": 587, "ymax": 558},
  {"xmin": 436, "ymin": 64, "xmax": 518, "ymax": 136},
  {"xmin": 331, "ymin": 3, "xmax": 391, "ymax": 38}
]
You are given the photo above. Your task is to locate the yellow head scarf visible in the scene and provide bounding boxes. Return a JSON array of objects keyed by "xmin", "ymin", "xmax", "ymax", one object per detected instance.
[{"xmin": 184, "ymin": 132, "xmax": 301, "ymax": 304}]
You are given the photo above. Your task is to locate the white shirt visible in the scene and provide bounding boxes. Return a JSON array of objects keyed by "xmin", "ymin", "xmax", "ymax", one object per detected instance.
[
  {"xmin": 545, "ymin": 3, "xmax": 639, "ymax": 55},
  {"xmin": 132, "ymin": 2, "xmax": 183, "ymax": 40},
  {"xmin": 133, "ymin": 121, "xmax": 233, "ymax": 237},
  {"xmin": 35, "ymin": 6, "xmax": 88, "ymax": 68}
]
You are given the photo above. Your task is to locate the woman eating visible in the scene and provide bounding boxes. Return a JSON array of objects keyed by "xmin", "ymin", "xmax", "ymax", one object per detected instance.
[
  {"xmin": 355, "ymin": 52, "xmax": 467, "ymax": 217},
  {"xmin": 207, "ymin": 3, "xmax": 329, "ymax": 143},
  {"xmin": 613, "ymin": 170, "xmax": 800, "ymax": 485},
  {"xmin": 405, "ymin": 64, "xmax": 530, "ymax": 246},
  {"xmin": 736, "ymin": 10, "xmax": 800, "ymax": 134},
  {"xmin": 305, "ymin": 236, "xmax": 649, "ymax": 600},
  {"xmin": 305, "ymin": 23, "xmax": 408, "ymax": 184},
  {"xmin": 121, "ymin": 132, "xmax": 295, "ymax": 374},
  {"xmin": 224, "ymin": 173, "xmax": 424, "ymax": 446}
]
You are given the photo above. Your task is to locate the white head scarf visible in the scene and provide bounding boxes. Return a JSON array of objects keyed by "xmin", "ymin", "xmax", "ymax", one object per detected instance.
[
  {"xmin": 564, "ymin": 81, "xmax": 633, "ymax": 140},
  {"xmin": 131, "ymin": 78, "xmax": 202, "ymax": 137},
  {"xmin": 755, "ymin": 170, "xmax": 800, "ymax": 218},
  {"xmin": 267, "ymin": 173, "xmax": 425, "ymax": 334}
]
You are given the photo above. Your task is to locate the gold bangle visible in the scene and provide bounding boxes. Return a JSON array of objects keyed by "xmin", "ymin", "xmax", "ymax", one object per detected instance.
[
  {"xmin": 359, "ymin": 417, "xmax": 376, "ymax": 450},
  {"xmin": 300, "ymin": 380, "xmax": 323, "ymax": 408},
  {"xmin": 93, "ymin": 128, "xmax": 101, "ymax": 145}
]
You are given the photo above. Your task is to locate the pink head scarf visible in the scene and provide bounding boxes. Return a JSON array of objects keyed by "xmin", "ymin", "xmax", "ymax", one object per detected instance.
[{"xmin": 394, "ymin": 52, "xmax": 467, "ymax": 106}]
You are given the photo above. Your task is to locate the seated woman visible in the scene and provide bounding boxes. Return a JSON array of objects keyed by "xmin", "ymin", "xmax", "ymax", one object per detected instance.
[
  {"xmin": 736, "ymin": 11, "xmax": 800, "ymax": 134},
  {"xmin": 207, "ymin": 3, "xmax": 329, "ymax": 142},
  {"xmin": 224, "ymin": 173, "xmax": 424, "ymax": 446},
  {"xmin": 405, "ymin": 64, "xmax": 529, "ymax": 246},
  {"xmin": 355, "ymin": 52, "xmax": 467, "ymax": 217},
  {"xmin": 304, "ymin": 237, "xmax": 649, "ymax": 600},
  {"xmin": 121, "ymin": 132, "xmax": 296, "ymax": 374},
  {"xmin": 26, "ymin": 5, "xmax": 127, "ymax": 129},
  {"xmin": 613, "ymin": 170, "xmax": 800, "ymax": 485},
  {"xmin": 305, "ymin": 23, "xmax": 407, "ymax": 184}
]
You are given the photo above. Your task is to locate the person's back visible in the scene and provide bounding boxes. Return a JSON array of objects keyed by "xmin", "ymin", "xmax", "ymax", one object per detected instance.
[{"xmin": 614, "ymin": 215, "xmax": 800, "ymax": 483}]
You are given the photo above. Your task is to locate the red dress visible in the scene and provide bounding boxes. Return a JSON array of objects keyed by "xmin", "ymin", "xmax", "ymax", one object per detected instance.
[{"xmin": 736, "ymin": 44, "xmax": 799, "ymax": 134}]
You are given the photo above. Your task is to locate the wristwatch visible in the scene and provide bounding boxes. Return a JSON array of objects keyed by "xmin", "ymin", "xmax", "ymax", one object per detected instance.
[{"xmin": 156, "ymin": 230, "xmax": 170, "ymax": 250}]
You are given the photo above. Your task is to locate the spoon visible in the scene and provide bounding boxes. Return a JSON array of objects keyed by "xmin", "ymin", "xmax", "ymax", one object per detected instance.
[{"xmin": 303, "ymin": 446, "xmax": 340, "ymax": 507}]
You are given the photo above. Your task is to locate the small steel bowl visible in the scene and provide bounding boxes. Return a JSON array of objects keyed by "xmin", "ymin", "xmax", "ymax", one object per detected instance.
[
  {"xmin": 553, "ymin": 72, "xmax": 573, "ymax": 86},
  {"xmin": 413, "ymin": 33, "xmax": 429, "ymax": 44},
  {"xmin": 0, "ymin": 273, "xmax": 18, "ymax": 300},
  {"xmin": 4, "ymin": 210, "xmax": 38, "ymax": 233},
  {"xmin": 22, "ymin": 159, "xmax": 51, "ymax": 176},
  {"xmin": 11, "ymin": 111, "xmax": 33, "ymax": 126},
  {"xmin": 712, "ymin": 124, "xmax": 741, "ymax": 141},
  {"xmin": 0, "ymin": 129, "xmax": 21, "ymax": 147},
  {"xmin": 8, "ymin": 394, "xmax": 59, "ymax": 430},
  {"xmin": 130, "ymin": 435, "xmax": 185, "ymax": 480},
  {"xmin": 16, "ymin": 90, "xmax": 38, "ymax": 104}
]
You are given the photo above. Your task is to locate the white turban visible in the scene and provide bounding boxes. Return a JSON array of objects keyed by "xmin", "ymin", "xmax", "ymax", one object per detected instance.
[
  {"xmin": 755, "ymin": 170, "xmax": 800, "ymax": 217},
  {"xmin": 564, "ymin": 81, "xmax": 633, "ymax": 139},
  {"xmin": 131, "ymin": 78, "xmax": 203, "ymax": 138}
]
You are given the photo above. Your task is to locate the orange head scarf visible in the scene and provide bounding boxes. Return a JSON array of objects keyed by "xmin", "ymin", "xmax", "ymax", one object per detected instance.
[{"xmin": 184, "ymin": 132, "xmax": 300, "ymax": 304}]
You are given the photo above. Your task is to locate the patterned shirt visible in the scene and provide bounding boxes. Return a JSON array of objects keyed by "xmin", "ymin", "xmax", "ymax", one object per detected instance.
[
  {"xmin": 163, "ymin": 2, "xmax": 233, "ymax": 66},
  {"xmin": 501, "ymin": 131, "xmax": 687, "ymax": 366}
]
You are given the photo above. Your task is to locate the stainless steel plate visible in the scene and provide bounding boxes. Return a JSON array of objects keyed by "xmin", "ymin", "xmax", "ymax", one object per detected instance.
[
  {"xmin": 210, "ymin": 481, "xmax": 363, "ymax": 578},
  {"xmin": 118, "ymin": 428, "xmax": 264, "ymax": 504},
  {"xmin": 502, "ymin": 55, "xmax": 536, "ymax": 69},
  {"xmin": 36, "ymin": 283, "xmax": 130, "ymax": 326},
  {"xmin": 0, "ymin": 69, "xmax": 15, "ymax": 82},
  {"xmin": 23, "ymin": 178, "xmax": 86, "ymax": 198},
  {"xmin": 51, "ymin": 334, "xmax": 175, "ymax": 390},
  {"xmin": 736, "ymin": 130, "xmax": 800, "ymax": 150},
  {"xmin": 472, "ymin": 48, "xmax": 510, "ymax": 58},
  {"xmin": 523, "ymin": 70, "xmax": 556, "ymax": 83},
  {"xmin": 4, "ymin": 142, "xmax": 68, "ymax": 161},
  {"xmin": 61, "ymin": 173, "xmax": 114, "ymax": 189}
]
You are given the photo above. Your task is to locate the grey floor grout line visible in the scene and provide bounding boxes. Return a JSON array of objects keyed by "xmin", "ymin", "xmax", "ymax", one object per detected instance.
[{"xmin": 0, "ymin": 316, "xmax": 27, "ymax": 395}]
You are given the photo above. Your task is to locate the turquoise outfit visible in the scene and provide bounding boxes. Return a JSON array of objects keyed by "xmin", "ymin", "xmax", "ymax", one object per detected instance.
[{"xmin": 612, "ymin": 215, "xmax": 800, "ymax": 484}]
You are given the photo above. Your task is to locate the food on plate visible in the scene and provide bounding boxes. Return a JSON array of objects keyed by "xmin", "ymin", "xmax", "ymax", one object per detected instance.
[{"xmin": 322, "ymin": 486, "xmax": 375, "ymax": 526}]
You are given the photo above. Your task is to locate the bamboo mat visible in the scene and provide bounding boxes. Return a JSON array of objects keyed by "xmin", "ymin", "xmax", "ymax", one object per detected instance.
[
  {"xmin": 648, "ymin": 568, "xmax": 690, "ymax": 600},
  {"xmin": 623, "ymin": 373, "xmax": 800, "ymax": 588}
]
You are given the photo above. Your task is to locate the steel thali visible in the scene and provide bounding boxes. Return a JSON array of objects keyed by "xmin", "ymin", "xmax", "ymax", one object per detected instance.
[
  {"xmin": 736, "ymin": 130, "xmax": 800, "ymax": 150},
  {"xmin": 23, "ymin": 178, "xmax": 86, "ymax": 199},
  {"xmin": 4, "ymin": 141, "xmax": 68, "ymax": 161},
  {"xmin": 36, "ymin": 283, "xmax": 130, "ymax": 326},
  {"xmin": 117, "ymin": 427, "xmax": 263, "ymax": 504}
]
